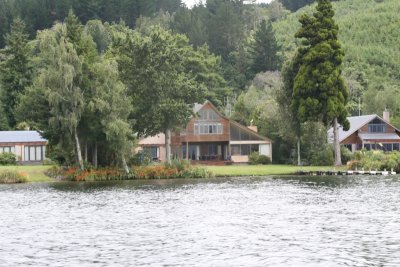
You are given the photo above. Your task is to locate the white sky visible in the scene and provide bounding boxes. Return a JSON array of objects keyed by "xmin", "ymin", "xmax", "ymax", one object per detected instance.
[{"xmin": 182, "ymin": 0, "xmax": 273, "ymax": 8}]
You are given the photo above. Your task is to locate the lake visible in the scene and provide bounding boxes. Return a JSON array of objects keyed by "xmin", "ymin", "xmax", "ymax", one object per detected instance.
[{"xmin": 1, "ymin": 176, "xmax": 400, "ymax": 266}]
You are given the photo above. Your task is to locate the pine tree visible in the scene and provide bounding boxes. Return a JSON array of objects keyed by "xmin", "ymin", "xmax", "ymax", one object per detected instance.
[
  {"xmin": 291, "ymin": 0, "xmax": 349, "ymax": 166},
  {"xmin": 0, "ymin": 17, "xmax": 32, "ymax": 128},
  {"xmin": 249, "ymin": 19, "xmax": 280, "ymax": 76}
]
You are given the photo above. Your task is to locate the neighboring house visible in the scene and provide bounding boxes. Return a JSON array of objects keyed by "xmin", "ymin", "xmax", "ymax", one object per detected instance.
[
  {"xmin": 0, "ymin": 131, "xmax": 48, "ymax": 163},
  {"xmin": 327, "ymin": 111, "xmax": 400, "ymax": 152},
  {"xmin": 137, "ymin": 101, "xmax": 272, "ymax": 163}
]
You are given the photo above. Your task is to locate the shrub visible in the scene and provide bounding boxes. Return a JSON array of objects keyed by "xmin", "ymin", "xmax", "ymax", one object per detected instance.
[
  {"xmin": 129, "ymin": 151, "xmax": 153, "ymax": 166},
  {"xmin": 249, "ymin": 152, "xmax": 260, "ymax": 165},
  {"xmin": 340, "ymin": 145, "xmax": 353, "ymax": 164},
  {"xmin": 257, "ymin": 155, "xmax": 271, "ymax": 165},
  {"xmin": 0, "ymin": 152, "xmax": 17, "ymax": 166},
  {"xmin": 310, "ymin": 145, "xmax": 334, "ymax": 166},
  {"xmin": 0, "ymin": 170, "xmax": 28, "ymax": 183},
  {"xmin": 347, "ymin": 150, "xmax": 400, "ymax": 171}
]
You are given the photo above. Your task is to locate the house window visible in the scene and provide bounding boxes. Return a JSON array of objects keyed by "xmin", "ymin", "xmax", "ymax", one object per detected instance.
[
  {"xmin": 197, "ymin": 109, "xmax": 219, "ymax": 121},
  {"xmin": 143, "ymin": 146, "xmax": 159, "ymax": 160},
  {"xmin": 194, "ymin": 123, "xmax": 223, "ymax": 135},
  {"xmin": 231, "ymin": 145, "xmax": 241, "ymax": 155},
  {"xmin": 0, "ymin": 146, "xmax": 15, "ymax": 154},
  {"xmin": 383, "ymin": 143, "xmax": 393, "ymax": 151},
  {"xmin": 394, "ymin": 143, "xmax": 400, "ymax": 151},
  {"xmin": 24, "ymin": 146, "xmax": 44, "ymax": 161},
  {"xmin": 368, "ymin": 119, "xmax": 386, "ymax": 133}
]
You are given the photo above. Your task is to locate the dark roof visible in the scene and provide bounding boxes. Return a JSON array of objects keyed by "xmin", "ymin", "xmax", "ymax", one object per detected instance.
[{"xmin": 0, "ymin": 131, "xmax": 47, "ymax": 143}]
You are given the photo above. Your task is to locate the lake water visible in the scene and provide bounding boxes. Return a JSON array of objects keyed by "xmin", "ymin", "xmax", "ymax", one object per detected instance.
[{"xmin": 1, "ymin": 176, "xmax": 400, "ymax": 266}]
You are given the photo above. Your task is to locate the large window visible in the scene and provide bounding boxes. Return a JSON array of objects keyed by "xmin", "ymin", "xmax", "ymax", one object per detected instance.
[
  {"xmin": 194, "ymin": 123, "xmax": 223, "ymax": 135},
  {"xmin": 197, "ymin": 109, "xmax": 219, "ymax": 121},
  {"xmin": 231, "ymin": 144, "xmax": 260, "ymax": 156},
  {"xmin": 0, "ymin": 146, "xmax": 15, "ymax": 154},
  {"xmin": 230, "ymin": 124, "xmax": 261, "ymax": 141},
  {"xmin": 24, "ymin": 146, "xmax": 44, "ymax": 161},
  {"xmin": 368, "ymin": 119, "xmax": 386, "ymax": 133},
  {"xmin": 143, "ymin": 146, "xmax": 159, "ymax": 160}
]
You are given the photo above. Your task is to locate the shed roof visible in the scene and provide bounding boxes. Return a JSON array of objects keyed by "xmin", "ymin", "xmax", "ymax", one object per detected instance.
[
  {"xmin": 358, "ymin": 133, "xmax": 400, "ymax": 141},
  {"xmin": 0, "ymin": 131, "xmax": 47, "ymax": 143}
]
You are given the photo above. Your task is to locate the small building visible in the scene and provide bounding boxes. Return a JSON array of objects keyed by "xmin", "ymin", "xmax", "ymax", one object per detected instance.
[
  {"xmin": 328, "ymin": 111, "xmax": 400, "ymax": 152},
  {"xmin": 137, "ymin": 101, "xmax": 272, "ymax": 163},
  {"xmin": 0, "ymin": 131, "xmax": 48, "ymax": 163}
]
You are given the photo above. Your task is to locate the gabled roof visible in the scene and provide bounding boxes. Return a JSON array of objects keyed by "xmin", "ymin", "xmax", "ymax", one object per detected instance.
[
  {"xmin": 328, "ymin": 114, "xmax": 400, "ymax": 142},
  {"xmin": 195, "ymin": 101, "xmax": 272, "ymax": 142},
  {"xmin": 0, "ymin": 131, "xmax": 47, "ymax": 143}
]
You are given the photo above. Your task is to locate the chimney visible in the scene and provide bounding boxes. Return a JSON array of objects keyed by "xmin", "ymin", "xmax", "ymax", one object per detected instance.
[
  {"xmin": 383, "ymin": 109, "xmax": 390, "ymax": 122},
  {"xmin": 248, "ymin": 126, "xmax": 258, "ymax": 132}
]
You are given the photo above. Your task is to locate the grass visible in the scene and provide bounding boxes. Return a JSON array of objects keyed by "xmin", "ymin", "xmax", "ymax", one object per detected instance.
[
  {"xmin": 0, "ymin": 165, "xmax": 54, "ymax": 183},
  {"xmin": 204, "ymin": 164, "xmax": 347, "ymax": 177}
]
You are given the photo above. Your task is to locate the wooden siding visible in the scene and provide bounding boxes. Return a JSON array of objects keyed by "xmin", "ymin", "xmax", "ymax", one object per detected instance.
[{"xmin": 172, "ymin": 102, "xmax": 230, "ymax": 145}]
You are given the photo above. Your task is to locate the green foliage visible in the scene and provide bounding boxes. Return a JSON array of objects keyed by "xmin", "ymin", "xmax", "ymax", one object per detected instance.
[
  {"xmin": 249, "ymin": 19, "xmax": 281, "ymax": 76},
  {"xmin": 350, "ymin": 150, "xmax": 400, "ymax": 172},
  {"xmin": 0, "ymin": 17, "xmax": 32, "ymax": 128},
  {"xmin": 249, "ymin": 152, "xmax": 260, "ymax": 165},
  {"xmin": 0, "ymin": 152, "xmax": 17, "ymax": 165},
  {"xmin": 291, "ymin": 0, "xmax": 349, "ymax": 129},
  {"xmin": 274, "ymin": 0, "xmax": 400, "ymax": 119},
  {"xmin": 310, "ymin": 145, "xmax": 334, "ymax": 166},
  {"xmin": 0, "ymin": 170, "xmax": 27, "ymax": 184},
  {"xmin": 249, "ymin": 152, "xmax": 272, "ymax": 165},
  {"xmin": 340, "ymin": 145, "xmax": 353, "ymax": 165},
  {"xmin": 134, "ymin": 162, "xmax": 212, "ymax": 179},
  {"xmin": 280, "ymin": 0, "xmax": 315, "ymax": 12}
]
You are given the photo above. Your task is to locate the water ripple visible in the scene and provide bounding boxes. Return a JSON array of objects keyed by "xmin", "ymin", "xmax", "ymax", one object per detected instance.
[{"xmin": 1, "ymin": 176, "xmax": 400, "ymax": 266}]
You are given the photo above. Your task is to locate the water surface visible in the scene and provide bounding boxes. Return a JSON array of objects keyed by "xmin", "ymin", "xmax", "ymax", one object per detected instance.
[{"xmin": 1, "ymin": 176, "xmax": 400, "ymax": 266}]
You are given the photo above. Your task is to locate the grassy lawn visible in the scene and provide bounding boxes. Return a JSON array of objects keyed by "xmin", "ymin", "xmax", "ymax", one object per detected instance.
[
  {"xmin": 204, "ymin": 164, "xmax": 347, "ymax": 177},
  {"xmin": 0, "ymin": 165, "xmax": 54, "ymax": 183}
]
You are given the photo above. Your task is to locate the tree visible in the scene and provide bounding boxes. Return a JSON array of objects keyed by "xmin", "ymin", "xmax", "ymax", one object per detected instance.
[
  {"xmin": 249, "ymin": 19, "xmax": 280, "ymax": 77},
  {"xmin": 0, "ymin": 17, "xmax": 32, "ymax": 128},
  {"xmin": 291, "ymin": 0, "xmax": 349, "ymax": 166},
  {"xmin": 117, "ymin": 27, "xmax": 208, "ymax": 163}
]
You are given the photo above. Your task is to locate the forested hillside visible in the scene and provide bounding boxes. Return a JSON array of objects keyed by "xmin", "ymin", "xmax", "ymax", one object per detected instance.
[{"xmin": 274, "ymin": 0, "xmax": 400, "ymax": 118}]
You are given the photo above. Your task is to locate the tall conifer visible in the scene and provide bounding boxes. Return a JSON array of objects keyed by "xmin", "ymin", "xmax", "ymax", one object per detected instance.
[{"xmin": 291, "ymin": 0, "xmax": 349, "ymax": 165}]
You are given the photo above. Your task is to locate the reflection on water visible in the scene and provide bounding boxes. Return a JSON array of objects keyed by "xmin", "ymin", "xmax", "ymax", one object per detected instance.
[{"xmin": 1, "ymin": 176, "xmax": 400, "ymax": 266}]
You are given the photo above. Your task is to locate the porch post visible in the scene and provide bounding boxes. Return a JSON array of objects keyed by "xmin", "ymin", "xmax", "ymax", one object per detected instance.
[{"xmin": 186, "ymin": 141, "xmax": 189, "ymax": 160}]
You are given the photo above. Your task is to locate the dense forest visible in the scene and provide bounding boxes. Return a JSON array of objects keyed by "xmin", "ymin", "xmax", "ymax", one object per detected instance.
[{"xmin": 0, "ymin": 0, "xmax": 399, "ymax": 167}]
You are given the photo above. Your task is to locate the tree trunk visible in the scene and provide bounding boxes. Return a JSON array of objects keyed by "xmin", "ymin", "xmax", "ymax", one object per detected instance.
[
  {"xmin": 165, "ymin": 129, "xmax": 171, "ymax": 164},
  {"xmin": 297, "ymin": 138, "xmax": 301, "ymax": 166},
  {"xmin": 74, "ymin": 129, "xmax": 84, "ymax": 170},
  {"xmin": 93, "ymin": 142, "xmax": 98, "ymax": 168},
  {"xmin": 333, "ymin": 117, "xmax": 342, "ymax": 166},
  {"xmin": 84, "ymin": 141, "xmax": 88, "ymax": 162},
  {"xmin": 122, "ymin": 155, "xmax": 129, "ymax": 174}
]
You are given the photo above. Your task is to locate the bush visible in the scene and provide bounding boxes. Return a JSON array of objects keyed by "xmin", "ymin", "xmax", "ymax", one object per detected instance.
[
  {"xmin": 0, "ymin": 152, "xmax": 17, "ymax": 165},
  {"xmin": 340, "ymin": 145, "xmax": 353, "ymax": 164},
  {"xmin": 129, "ymin": 151, "xmax": 153, "ymax": 166},
  {"xmin": 249, "ymin": 152, "xmax": 271, "ymax": 165},
  {"xmin": 0, "ymin": 170, "xmax": 28, "ymax": 183},
  {"xmin": 257, "ymin": 155, "xmax": 271, "ymax": 165},
  {"xmin": 310, "ymin": 145, "xmax": 334, "ymax": 166},
  {"xmin": 249, "ymin": 152, "xmax": 260, "ymax": 165},
  {"xmin": 347, "ymin": 150, "xmax": 400, "ymax": 172}
]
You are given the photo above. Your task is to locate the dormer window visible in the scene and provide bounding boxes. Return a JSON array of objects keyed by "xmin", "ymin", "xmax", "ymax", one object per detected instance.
[{"xmin": 368, "ymin": 118, "xmax": 386, "ymax": 133}]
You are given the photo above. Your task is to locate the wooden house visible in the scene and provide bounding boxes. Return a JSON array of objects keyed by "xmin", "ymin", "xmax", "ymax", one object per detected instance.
[
  {"xmin": 328, "ymin": 111, "xmax": 400, "ymax": 152},
  {"xmin": 138, "ymin": 101, "xmax": 272, "ymax": 163},
  {"xmin": 0, "ymin": 131, "xmax": 48, "ymax": 163}
]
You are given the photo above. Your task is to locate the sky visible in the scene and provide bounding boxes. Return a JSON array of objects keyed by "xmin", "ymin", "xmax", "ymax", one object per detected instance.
[{"xmin": 182, "ymin": 0, "xmax": 273, "ymax": 8}]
